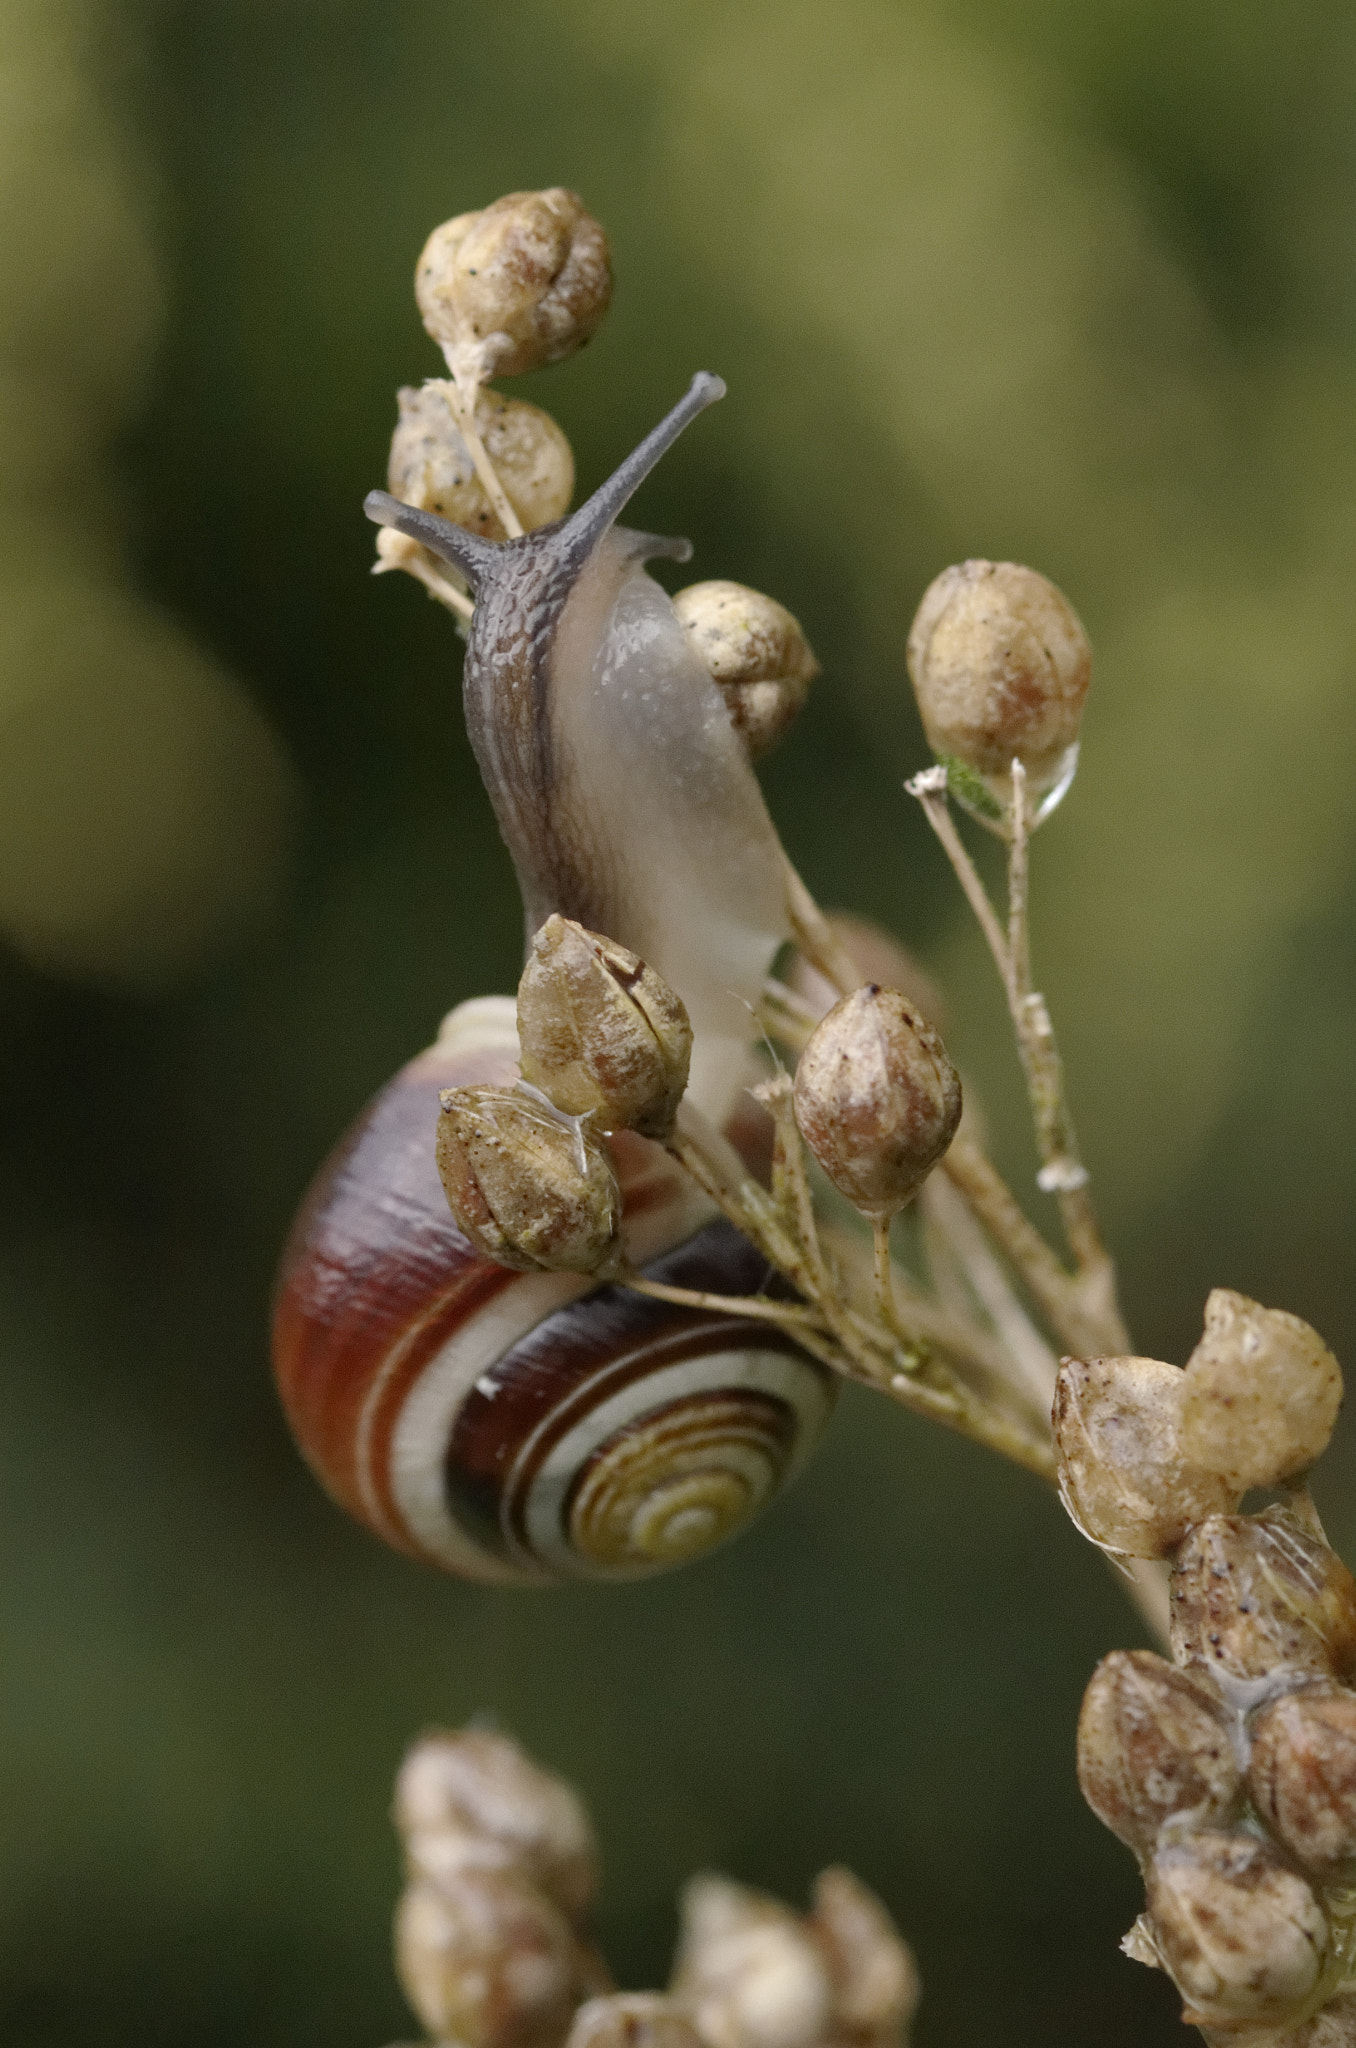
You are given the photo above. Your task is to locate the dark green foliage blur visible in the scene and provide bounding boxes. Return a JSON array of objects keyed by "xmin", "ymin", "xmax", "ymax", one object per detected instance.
[{"xmin": 4, "ymin": 4, "xmax": 1356, "ymax": 2044}]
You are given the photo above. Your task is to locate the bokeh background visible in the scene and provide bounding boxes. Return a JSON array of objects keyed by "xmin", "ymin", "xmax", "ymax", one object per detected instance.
[{"xmin": 4, "ymin": 2, "xmax": 1356, "ymax": 2042}]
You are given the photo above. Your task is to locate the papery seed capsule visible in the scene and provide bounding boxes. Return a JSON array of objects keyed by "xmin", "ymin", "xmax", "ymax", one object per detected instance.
[
  {"xmin": 1052, "ymin": 1355, "xmax": 1236, "ymax": 1558},
  {"xmin": 1170, "ymin": 1510, "xmax": 1356, "ymax": 1686},
  {"xmin": 1077, "ymin": 1649, "xmax": 1238, "ymax": 1853},
  {"xmin": 1145, "ymin": 1829, "xmax": 1328, "ymax": 2028},
  {"xmin": 395, "ymin": 1868, "xmax": 605, "ymax": 2048},
  {"xmin": 388, "ymin": 383, "xmax": 574, "ymax": 543},
  {"xmin": 671, "ymin": 1875, "xmax": 835, "ymax": 2048},
  {"xmin": 394, "ymin": 1729, "xmax": 599, "ymax": 1918},
  {"xmin": 906, "ymin": 559, "xmax": 1091, "ymax": 822},
  {"xmin": 792, "ymin": 985, "xmax": 961, "ymax": 1220},
  {"xmin": 808, "ymin": 1868, "xmax": 919, "ymax": 2048},
  {"xmin": 567, "ymin": 1996, "xmax": 704, "ymax": 2048},
  {"xmin": 416, "ymin": 189, "xmax": 612, "ymax": 377},
  {"xmin": 436, "ymin": 1084, "xmax": 622, "ymax": 1276},
  {"xmin": 1179, "ymin": 1289, "xmax": 1343, "ymax": 1495},
  {"xmin": 1248, "ymin": 1685, "xmax": 1356, "ymax": 1877},
  {"xmin": 517, "ymin": 916, "xmax": 692, "ymax": 1140},
  {"xmin": 672, "ymin": 581, "xmax": 819, "ymax": 760}
]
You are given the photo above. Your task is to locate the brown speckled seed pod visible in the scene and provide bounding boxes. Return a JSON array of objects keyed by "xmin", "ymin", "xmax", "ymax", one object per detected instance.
[
  {"xmin": 1077, "ymin": 1649, "xmax": 1239, "ymax": 1853},
  {"xmin": 1052, "ymin": 1354, "xmax": 1236, "ymax": 1559},
  {"xmin": 1170, "ymin": 1511, "xmax": 1356, "ymax": 1686},
  {"xmin": 1248, "ymin": 1684, "xmax": 1356, "ymax": 1877},
  {"xmin": 1145, "ymin": 1828, "xmax": 1328, "ymax": 2029}
]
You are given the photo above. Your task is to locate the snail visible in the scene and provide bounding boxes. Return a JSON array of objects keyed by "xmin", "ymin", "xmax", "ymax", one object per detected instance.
[{"xmin": 273, "ymin": 376, "xmax": 838, "ymax": 1585}]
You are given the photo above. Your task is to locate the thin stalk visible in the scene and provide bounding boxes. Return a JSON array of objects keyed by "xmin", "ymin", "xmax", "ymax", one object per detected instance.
[
  {"xmin": 621, "ymin": 1273, "xmax": 830, "ymax": 1332},
  {"xmin": 784, "ymin": 864, "xmax": 861, "ymax": 997}
]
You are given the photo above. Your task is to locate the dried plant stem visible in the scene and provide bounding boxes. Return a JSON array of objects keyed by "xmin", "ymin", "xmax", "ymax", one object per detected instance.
[
  {"xmin": 907, "ymin": 764, "xmax": 1128, "ymax": 1349},
  {"xmin": 873, "ymin": 1217, "xmax": 898, "ymax": 1332},
  {"xmin": 622, "ymin": 1273, "xmax": 830, "ymax": 1331},
  {"xmin": 784, "ymin": 863, "xmax": 861, "ymax": 997},
  {"xmin": 376, "ymin": 542, "xmax": 475, "ymax": 621},
  {"xmin": 666, "ymin": 1105, "xmax": 1055, "ymax": 1480},
  {"xmin": 442, "ymin": 374, "xmax": 525, "ymax": 540}
]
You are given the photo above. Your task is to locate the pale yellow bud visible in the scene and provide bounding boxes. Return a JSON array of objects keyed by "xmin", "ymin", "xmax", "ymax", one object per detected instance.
[
  {"xmin": 436, "ymin": 1084, "xmax": 622, "ymax": 1275},
  {"xmin": 1249, "ymin": 1685, "xmax": 1356, "ymax": 1877},
  {"xmin": 1170, "ymin": 1510, "xmax": 1356, "ymax": 1685},
  {"xmin": 395, "ymin": 1868, "xmax": 598, "ymax": 2048},
  {"xmin": 808, "ymin": 1868, "xmax": 919, "ymax": 2048},
  {"xmin": 566, "ymin": 1996, "xmax": 704, "ymax": 2048},
  {"xmin": 1076, "ymin": 1650, "xmax": 1238, "ymax": 1853},
  {"xmin": 416, "ymin": 190, "xmax": 612, "ymax": 378},
  {"xmin": 672, "ymin": 581, "xmax": 819, "ymax": 759},
  {"xmin": 517, "ymin": 916, "xmax": 692, "ymax": 1140},
  {"xmin": 387, "ymin": 383, "xmax": 574, "ymax": 543},
  {"xmin": 394, "ymin": 1729, "xmax": 599, "ymax": 1919},
  {"xmin": 906, "ymin": 559, "xmax": 1091, "ymax": 822},
  {"xmin": 792, "ymin": 985, "xmax": 961, "ymax": 1219},
  {"xmin": 1145, "ymin": 1829, "xmax": 1328, "ymax": 2028},
  {"xmin": 671, "ymin": 1875, "xmax": 834, "ymax": 2048},
  {"xmin": 1179, "ymin": 1289, "xmax": 1343, "ymax": 1494},
  {"xmin": 1052, "ymin": 1355, "xmax": 1236, "ymax": 1559}
]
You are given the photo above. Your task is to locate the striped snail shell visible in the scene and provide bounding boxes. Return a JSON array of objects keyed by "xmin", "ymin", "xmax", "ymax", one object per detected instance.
[{"xmin": 274, "ymin": 999, "xmax": 836, "ymax": 1585}]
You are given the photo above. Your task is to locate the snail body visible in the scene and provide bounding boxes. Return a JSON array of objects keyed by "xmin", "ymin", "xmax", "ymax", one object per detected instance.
[
  {"xmin": 275, "ymin": 377, "xmax": 836, "ymax": 1584},
  {"xmin": 274, "ymin": 1000, "xmax": 835, "ymax": 1585}
]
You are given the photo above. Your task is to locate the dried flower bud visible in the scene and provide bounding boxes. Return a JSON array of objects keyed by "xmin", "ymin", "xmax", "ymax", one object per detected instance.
[
  {"xmin": 672, "ymin": 581, "xmax": 819, "ymax": 759},
  {"xmin": 793, "ymin": 985, "xmax": 961, "ymax": 1219},
  {"xmin": 1170, "ymin": 1511, "xmax": 1356, "ymax": 1686},
  {"xmin": 567, "ymin": 1996, "xmax": 704, "ymax": 2048},
  {"xmin": 436, "ymin": 1084, "xmax": 622, "ymax": 1275},
  {"xmin": 388, "ymin": 383, "xmax": 574, "ymax": 543},
  {"xmin": 395, "ymin": 1868, "xmax": 602, "ymax": 2048},
  {"xmin": 1145, "ymin": 1829, "xmax": 1328, "ymax": 2027},
  {"xmin": 517, "ymin": 916, "xmax": 692, "ymax": 1140},
  {"xmin": 906, "ymin": 559, "xmax": 1091, "ymax": 822},
  {"xmin": 671, "ymin": 1875, "xmax": 834, "ymax": 2048},
  {"xmin": 394, "ymin": 1729, "xmax": 599, "ymax": 1919},
  {"xmin": 1052, "ymin": 1355, "xmax": 1236, "ymax": 1559},
  {"xmin": 1077, "ymin": 1650, "xmax": 1239, "ymax": 1853},
  {"xmin": 808, "ymin": 1868, "xmax": 919, "ymax": 2048},
  {"xmin": 416, "ymin": 190, "xmax": 612, "ymax": 378},
  {"xmin": 1179, "ymin": 1289, "xmax": 1343, "ymax": 1494},
  {"xmin": 1248, "ymin": 1685, "xmax": 1356, "ymax": 1877}
]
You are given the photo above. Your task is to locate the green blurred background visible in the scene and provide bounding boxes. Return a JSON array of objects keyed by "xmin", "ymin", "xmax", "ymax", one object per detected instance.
[{"xmin": 4, "ymin": 2, "xmax": 1356, "ymax": 2041}]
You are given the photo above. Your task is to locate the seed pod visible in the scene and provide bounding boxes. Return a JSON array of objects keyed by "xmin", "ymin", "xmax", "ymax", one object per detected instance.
[
  {"xmin": 416, "ymin": 189, "xmax": 612, "ymax": 378},
  {"xmin": 1248, "ymin": 1685, "xmax": 1356, "ymax": 1878},
  {"xmin": 808, "ymin": 1867, "xmax": 919, "ymax": 2048},
  {"xmin": 906, "ymin": 559, "xmax": 1091, "ymax": 817},
  {"xmin": 1170, "ymin": 1511, "xmax": 1356, "ymax": 1685},
  {"xmin": 395, "ymin": 1868, "xmax": 602, "ymax": 2048},
  {"xmin": 672, "ymin": 581, "xmax": 819, "ymax": 760},
  {"xmin": 671, "ymin": 1874, "xmax": 835, "ymax": 2048},
  {"xmin": 517, "ymin": 916, "xmax": 693, "ymax": 1140},
  {"xmin": 1264, "ymin": 1993, "xmax": 1356, "ymax": 2047},
  {"xmin": 567, "ymin": 1996, "xmax": 705, "ymax": 2048},
  {"xmin": 394, "ymin": 1728, "xmax": 599, "ymax": 1919},
  {"xmin": 1179, "ymin": 1289, "xmax": 1343, "ymax": 1495},
  {"xmin": 436, "ymin": 1084, "xmax": 623, "ymax": 1275},
  {"xmin": 1076, "ymin": 1650, "xmax": 1238, "ymax": 1853},
  {"xmin": 793, "ymin": 985, "xmax": 961, "ymax": 1219},
  {"xmin": 1052, "ymin": 1355, "xmax": 1236, "ymax": 1559},
  {"xmin": 1145, "ymin": 1829, "xmax": 1328, "ymax": 2028},
  {"xmin": 387, "ymin": 383, "xmax": 574, "ymax": 543}
]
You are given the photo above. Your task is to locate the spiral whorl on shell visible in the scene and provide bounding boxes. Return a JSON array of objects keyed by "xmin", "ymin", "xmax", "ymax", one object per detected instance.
[{"xmin": 273, "ymin": 1000, "xmax": 836, "ymax": 1585}]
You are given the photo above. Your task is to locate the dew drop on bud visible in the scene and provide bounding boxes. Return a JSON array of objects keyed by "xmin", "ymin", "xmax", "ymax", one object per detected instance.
[{"xmin": 906, "ymin": 559, "xmax": 1091, "ymax": 829}]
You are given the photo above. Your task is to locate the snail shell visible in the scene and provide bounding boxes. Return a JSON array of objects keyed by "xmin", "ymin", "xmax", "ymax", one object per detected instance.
[{"xmin": 274, "ymin": 1000, "xmax": 836, "ymax": 1585}]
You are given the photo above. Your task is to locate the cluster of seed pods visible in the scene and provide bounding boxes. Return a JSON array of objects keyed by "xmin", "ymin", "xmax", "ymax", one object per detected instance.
[
  {"xmin": 392, "ymin": 1727, "xmax": 919, "ymax": 2048},
  {"xmin": 1055, "ymin": 1291, "xmax": 1356, "ymax": 2042}
]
